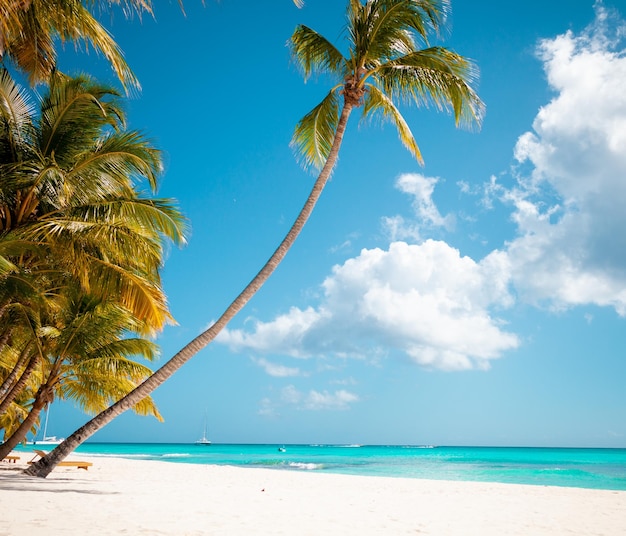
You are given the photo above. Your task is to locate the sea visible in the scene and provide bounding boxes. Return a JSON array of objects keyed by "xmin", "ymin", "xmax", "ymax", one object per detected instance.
[{"xmin": 15, "ymin": 443, "xmax": 626, "ymax": 491}]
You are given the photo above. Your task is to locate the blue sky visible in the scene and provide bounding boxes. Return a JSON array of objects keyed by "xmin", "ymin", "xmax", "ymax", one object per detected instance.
[{"xmin": 45, "ymin": 0, "xmax": 626, "ymax": 447}]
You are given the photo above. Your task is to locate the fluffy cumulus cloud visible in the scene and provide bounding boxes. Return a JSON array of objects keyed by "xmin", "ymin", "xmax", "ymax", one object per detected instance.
[
  {"xmin": 507, "ymin": 4, "xmax": 626, "ymax": 314},
  {"xmin": 218, "ymin": 241, "xmax": 519, "ymax": 371}
]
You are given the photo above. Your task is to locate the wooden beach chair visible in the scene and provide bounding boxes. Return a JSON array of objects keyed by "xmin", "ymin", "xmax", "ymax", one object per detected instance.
[
  {"xmin": 2, "ymin": 455, "xmax": 20, "ymax": 463},
  {"xmin": 29, "ymin": 449, "xmax": 93, "ymax": 471}
]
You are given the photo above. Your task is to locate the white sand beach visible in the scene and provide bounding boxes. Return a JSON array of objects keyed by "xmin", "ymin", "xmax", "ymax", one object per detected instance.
[{"xmin": 1, "ymin": 452, "xmax": 625, "ymax": 535}]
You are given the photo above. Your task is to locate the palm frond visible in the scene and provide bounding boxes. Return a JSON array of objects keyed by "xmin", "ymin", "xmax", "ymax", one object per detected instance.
[
  {"xmin": 4, "ymin": 4, "xmax": 56, "ymax": 85},
  {"xmin": 69, "ymin": 198, "xmax": 187, "ymax": 246},
  {"xmin": 363, "ymin": 83, "xmax": 422, "ymax": 164},
  {"xmin": 62, "ymin": 375, "xmax": 162, "ymax": 419},
  {"xmin": 54, "ymin": 3, "xmax": 141, "ymax": 94},
  {"xmin": 19, "ymin": 197, "xmax": 187, "ymax": 274},
  {"xmin": 291, "ymin": 89, "xmax": 342, "ymax": 170},
  {"xmin": 290, "ymin": 25, "xmax": 345, "ymax": 80},
  {"xmin": 0, "ymin": 70, "xmax": 35, "ymax": 140},
  {"xmin": 0, "ymin": 398, "xmax": 32, "ymax": 438},
  {"xmin": 28, "ymin": 219, "xmax": 163, "ymax": 271},
  {"xmin": 74, "ymin": 353, "xmax": 158, "ymax": 381},
  {"xmin": 75, "ymin": 258, "xmax": 172, "ymax": 333},
  {"xmin": 68, "ymin": 131, "xmax": 163, "ymax": 194},
  {"xmin": 377, "ymin": 46, "xmax": 485, "ymax": 129},
  {"xmin": 2, "ymin": 0, "xmax": 143, "ymax": 91},
  {"xmin": 0, "ymin": 1, "xmax": 23, "ymax": 47},
  {"xmin": 350, "ymin": 0, "xmax": 448, "ymax": 67},
  {"xmin": 6, "ymin": 225, "xmax": 173, "ymax": 333},
  {"xmin": 39, "ymin": 73, "xmax": 124, "ymax": 160},
  {"xmin": 85, "ymin": 338, "xmax": 159, "ymax": 365},
  {"xmin": 85, "ymin": 0, "xmax": 154, "ymax": 18},
  {"xmin": 82, "ymin": 197, "xmax": 188, "ymax": 246},
  {"xmin": 0, "ymin": 255, "xmax": 18, "ymax": 276}
]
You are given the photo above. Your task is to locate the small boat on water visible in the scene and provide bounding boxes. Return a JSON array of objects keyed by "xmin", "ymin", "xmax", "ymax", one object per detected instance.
[
  {"xmin": 278, "ymin": 446, "xmax": 286, "ymax": 452},
  {"xmin": 195, "ymin": 412, "xmax": 211, "ymax": 446},
  {"xmin": 195, "ymin": 435, "xmax": 211, "ymax": 446},
  {"xmin": 29, "ymin": 408, "xmax": 64, "ymax": 445},
  {"xmin": 32, "ymin": 436, "xmax": 63, "ymax": 446}
]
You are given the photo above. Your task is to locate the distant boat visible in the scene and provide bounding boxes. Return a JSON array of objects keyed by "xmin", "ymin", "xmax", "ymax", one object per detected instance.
[
  {"xmin": 32, "ymin": 437, "xmax": 63, "ymax": 446},
  {"xmin": 278, "ymin": 446, "xmax": 286, "ymax": 452},
  {"xmin": 195, "ymin": 412, "xmax": 211, "ymax": 446},
  {"xmin": 30, "ymin": 407, "xmax": 64, "ymax": 445}
]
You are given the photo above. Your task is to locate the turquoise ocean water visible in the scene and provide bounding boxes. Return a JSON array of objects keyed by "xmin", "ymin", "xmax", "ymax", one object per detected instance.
[{"xmin": 15, "ymin": 443, "xmax": 626, "ymax": 491}]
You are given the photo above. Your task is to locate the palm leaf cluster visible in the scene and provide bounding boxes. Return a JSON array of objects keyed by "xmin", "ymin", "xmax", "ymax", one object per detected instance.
[
  {"xmin": 290, "ymin": 0, "xmax": 485, "ymax": 168},
  {"xmin": 0, "ymin": 0, "xmax": 304, "ymax": 92},
  {"xmin": 0, "ymin": 69, "xmax": 186, "ymax": 452},
  {"xmin": 0, "ymin": 0, "xmax": 154, "ymax": 91}
]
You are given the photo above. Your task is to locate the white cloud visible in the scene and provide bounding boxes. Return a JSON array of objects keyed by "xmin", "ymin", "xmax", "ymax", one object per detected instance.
[
  {"xmin": 280, "ymin": 385, "xmax": 359, "ymax": 410},
  {"xmin": 381, "ymin": 215, "xmax": 421, "ymax": 242},
  {"xmin": 219, "ymin": 241, "xmax": 519, "ymax": 371},
  {"xmin": 383, "ymin": 173, "xmax": 454, "ymax": 240},
  {"xmin": 252, "ymin": 357, "xmax": 301, "ymax": 377},
  {"xmin": 397, "ymin": 173, "xmax": 451, "ymax": 227},
  {"xmin": 505, "ymin": 3, "xmax": 626, "ymax": 315},
  {"xmin": 216, "ymin": 306, "xmax": 327, "ymax": 358}
]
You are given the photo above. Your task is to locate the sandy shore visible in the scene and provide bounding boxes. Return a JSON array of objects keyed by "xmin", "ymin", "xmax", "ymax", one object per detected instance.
[{"xmin": 1, "ymin": 452, "xmax": 625, "ymax": 535}]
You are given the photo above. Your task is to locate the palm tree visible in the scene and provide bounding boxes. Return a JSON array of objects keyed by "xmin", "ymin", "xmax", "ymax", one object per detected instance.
[
  {"xmin": 0, "ymin": 69, "xmax": 187, "ymax": 334},
  {"xmin": 0, "ymin": 287, "xmax": 163, "ymax": 459},
  {"xmin": 0, "ymin": 301, "xmax": 48, "ymax": 418},
  {"xmin": 0, "ymin": 69, "xmax": 186, "ymax": 441},
  {"xmin": 25, "ymin": 0, "xmax": 484, "ymax": 477}
]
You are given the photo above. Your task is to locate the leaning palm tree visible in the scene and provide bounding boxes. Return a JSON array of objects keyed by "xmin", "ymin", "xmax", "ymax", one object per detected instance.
[{"xmin": 26, "ymin": 0, "xmax": 484, "ymax": 477}]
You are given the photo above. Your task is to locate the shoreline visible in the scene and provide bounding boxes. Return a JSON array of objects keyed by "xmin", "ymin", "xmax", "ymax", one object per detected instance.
[
  {"xmin": 2, "ymin": 452, "xmax": 626, "ymax": 535},
  {"xmin": 11, "ymin": 442, "xmax": 625, "ymax": 491}
]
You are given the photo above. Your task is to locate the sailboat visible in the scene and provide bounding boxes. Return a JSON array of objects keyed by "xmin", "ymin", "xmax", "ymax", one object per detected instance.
[
  {"xmin": 31, "ymin": 407, "xmax": 64, "ymax": 445},
  {"xmin": 194, "ymin": 412, "xmax": 211, "ymax": 446}
]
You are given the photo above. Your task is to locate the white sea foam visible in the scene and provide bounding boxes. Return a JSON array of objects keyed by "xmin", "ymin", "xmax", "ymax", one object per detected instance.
[
  {"xmin": 84, "ymin": 453, "xmax": 148, "ymax": 458},
  {"xmin": 288, "ymin": 462, "xmax": 323, "ymax": 470}
]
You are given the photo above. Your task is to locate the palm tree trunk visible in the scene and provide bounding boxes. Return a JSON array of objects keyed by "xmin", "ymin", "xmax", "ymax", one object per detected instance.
[
  {"xmin": 0, "ymin": 323, "xmax": 12, "ymax": 355},
  {"xmin": 0, "ymin": 352, "xmax": 38, "ymax": 417},
  {"xmin": 24, "ymin": 103, "xmax": 355, "ymax": 478},
  {"xmin": 0, "ymin": 386, "xmax": 48, "ymax": 460},
  {"xmin": 0, "ymin": 344, "xmax": 32, "ymax": 405}
]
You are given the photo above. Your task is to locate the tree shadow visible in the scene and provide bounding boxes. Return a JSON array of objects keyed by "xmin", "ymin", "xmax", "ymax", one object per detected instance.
[{"xmin": 0, "ymin": 472, "xmax": 119, "ymax": 495}]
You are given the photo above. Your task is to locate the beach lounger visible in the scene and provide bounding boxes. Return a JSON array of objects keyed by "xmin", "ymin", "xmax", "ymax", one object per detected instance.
[
  {"xmin": 29, "ymin": 449, "xmax": 93, "ymax": 471},
  {"xmin": 2, "ymin": 455, "xmax": 20, "ymax": 463}
]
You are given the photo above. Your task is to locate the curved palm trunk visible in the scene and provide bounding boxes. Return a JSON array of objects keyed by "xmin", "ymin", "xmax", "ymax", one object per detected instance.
[
  {"xmin": 0, "ymin": 388, "xmax": 47, "ymax": 460},
  {"xmin": 0, "ymin": 353, "xmax": 38, "ymax": 416},
  {"xmin": 0, "ymin": 324, "xmax": 13, "ymax": 357},
  {"xmin": 25, "ymin": 103, "xmax": 355, "ymax": 478},
  {"xmin": 0, "ymin": 345, "xmax": 30, "ymax": 403}
]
